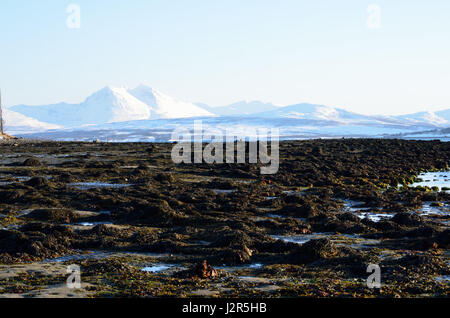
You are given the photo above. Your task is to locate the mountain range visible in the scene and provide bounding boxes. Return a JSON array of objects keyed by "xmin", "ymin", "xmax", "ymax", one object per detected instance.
[
  {"xmin": 4, "ymin": 85, "xmax": 450, "ymax": 141},
  {"xmin": 8, "ymin": 85, "xmax": 213, "ymax": 128}
]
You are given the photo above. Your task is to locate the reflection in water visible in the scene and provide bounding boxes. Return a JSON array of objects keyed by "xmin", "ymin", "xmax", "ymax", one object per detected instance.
[
  {"xmin": 69, "ymin": 182, "xmax": 132, "ymax": 190},
  {"xmin": 141, "ymin": 264, "xmax": 174, "ymax": 273},
  {"xmin": 411, "ymin": 171, "xmax": 449, "ymax": 192}
]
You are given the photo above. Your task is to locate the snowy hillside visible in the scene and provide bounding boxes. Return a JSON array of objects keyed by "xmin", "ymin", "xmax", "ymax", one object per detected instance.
[
  {"xmin": 6, "ymin": 84, "xmax": 449, "ymax": 141},
  {"xmin": 128, "ymin": 85, "xmax": 214, "ymax": 119},
  {"xmin": 250, "ymin": 103, "xmax": 377, "ymax": 123},
  {"xmin": 10, "ymin": 86, "xmax": 151, "ymax": 127},
  {"xmin": 3, "ymin": 109, "xmax": 61, "ymax": 134},
  {"xmin": 10, "ymin": 85, "xmax": 214, "ymax": 127},
  {"xmin": 201, "ymin": 100, "xmax": 279, "ymax": 116},
  {"xmin": 394, "ymin": 111, "xmax": 449, "ymax": 126}
]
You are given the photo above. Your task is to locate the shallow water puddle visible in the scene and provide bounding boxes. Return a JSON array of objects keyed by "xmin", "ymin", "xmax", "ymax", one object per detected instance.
[
  {"xmin": 217, "ymin": 263, "xmax": 264, "ymax": 272},
  {"xmin": 272, "ymin": 233, "xmax": 380, "ymax": 249},
  {"xmin": 356, "ymin": 212, "xmax": 394, "ymax": 222},
  {"xmin": 141, "ymin": 264, "xmax": 175, "ymax": 273},
  {"xmin": 212, "ymin": 189, "xmax": 235, "ymax": 194},
  {"xmin": 343, "ymin": 199, "xmax": 392, "ymax": 222},
  {"xmin": 336, "ymin": 234, "xmax": 381, "ymax": 249},
  {"xmin": 271, "ymin": 233, "xmax": 330, "ymax": 244},
  {"xmin": 69, "ymin": 182, "xmax": 132, "ymax": 190},
  {"xmin": 282, "ymin": 189, "xmax": 307, "ymax": 196},
  {"xmin": 420, "ymin": 202, "xmax": 449, "ymax": 216},
  {"xmin": 410, "ymin": 171, "xmax": 450, "ymax": 192},
  {"xmin": 343, "ymin": 199, "xmax": 374, "ymax": 212},
  {"xmin": 16, "ymin": 209, "xmax": 34, "ymax": 217},
  {"xmin": 15, "ymin": 175, "xmax": 53, "ymax": 181},
  {"xmin": 0, "ymin": 224, "xmax": 21, "ymax": 231},
  {"xmin": 74, "ymin": 221, "xmax": 113, "ymax": 227},
  {"xmin": 44, "ymin": 251, "xmax": 114, "ymax": 263},
  {"xmin": 434, "ymin": 275, "xmax": 450, "ymax": 283},
  {"xmin": 267, "ymin": 214, "xmax": 306, "ymax": 222}
]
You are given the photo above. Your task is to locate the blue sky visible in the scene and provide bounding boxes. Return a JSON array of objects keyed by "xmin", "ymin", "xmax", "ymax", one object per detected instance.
[{"xmin": 1, "ymin": 0, "xmax": 449, "ymax": 115}]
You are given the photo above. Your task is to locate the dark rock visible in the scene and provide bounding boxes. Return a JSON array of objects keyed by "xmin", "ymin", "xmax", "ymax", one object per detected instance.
[
  {"xmin": 289, "ymin": 238, "xmax": 341, "ymax": 264},
  {"xmin": 153, "ymin": 173, "xmax": 174, "ymax": 183},
  {"xmin": 26, "ymin": 208, "xmax": 75, "ymax": 223},
  {"xmin": 22, "ymin": 157, "xmax": 41, "ymax": 166},
  {"xmin": 392, "ymin": 212, "xmax": 423, "ymax": 227},
  {"xmin": 278, "ymin": 203, "xmax": 319, "ymax": 218},
  {"xmin": 25, "ymin": 177, "xmax": 48, "ymax": 187},
  {"xmin": 213, "ymin": 246, "xmax": 253, "ymax": 265}
]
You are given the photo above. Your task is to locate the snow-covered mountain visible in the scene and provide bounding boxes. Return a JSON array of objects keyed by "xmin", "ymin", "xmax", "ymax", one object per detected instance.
[
  {"xmin": 3, "ymin": 109, "xmax": 61, "ymax": 134},
  {"xmin": 249, "ymin": 103, "xmax": 377, "ymax": 123},
  {"xmin": 393, "ymin": 110, "xmax": 450, "ymax": 126},
  {"xmin": 246, "ymin": 103, "xmax": 450, "ymax": 128},
  {"xmin": 5, "ymin": 84, "xmax": 449, "ymax": 141},
  {"xmin": 9, "ymin": 85, "xmax": 214, "ymax": 127},
  {"xmin": 10, "ymin": 86, "xmax": 151, "ymax": 127},
  {"xmin": 200, "ymin": 100, "xmax": 279, "ymax": 116},
  {"xmin": 128, "ymin": 85, "xmax": 213, "ymax": 119}
]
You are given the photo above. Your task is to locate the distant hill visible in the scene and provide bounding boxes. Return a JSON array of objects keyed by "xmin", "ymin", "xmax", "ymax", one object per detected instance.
[
  {"xmin": 5, "ymin": 84, "xmax": 449, "ymax": 140},
  {"xmin": 200, "ymin": 100, "xmax": 279, "ymax": 116},
  {"xmin": 9, "ymin": 85, "xmax": 214, "ymax": 128}
]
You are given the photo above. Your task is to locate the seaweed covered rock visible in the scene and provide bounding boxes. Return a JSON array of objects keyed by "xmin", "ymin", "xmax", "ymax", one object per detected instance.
[
  {"xmin": 392, "ymin": 212, "xmax": 423, "ymax": 227},
  {"xmin": 382, "ymin": 254, "xmax": 449, "ymax": 276},
  {"xmin": 210, "ymin": 230, "xmax": 252, "ymax": 249},
  {"xmin": 0, "ymin": 189, "xmax": 26, "ymax": 203},
  {"xmin": 25, "ymin": 177, "xmax": 49, "ymax": 187},
  {"xmin": 338, "ymin": 212, "xmax": 362, "ymax": 223},
  {"xmin": 153, "ymin": 173, "xmax": 175, "ymax": 183},
  {"xmin": 56, "ymin": 172, "xmax": 76, "ymax": 183},
  {"xmin": 322, "ymin": 218, "xmax": 370, "ymax": 234},
  {"xmin": 143, "ymin": 239, "xmax": 187, "ymax": 253},
  {"xmin": 25, "ymin": 208, "xmax": 76, "ymax": 223},
  {"xmin": 22, "ymin": 157, "xmax": 41, "ymax": 167},
  {"xmin": 413, "ymin": 229, "xmax": 450, "ymax": 250},
  {"xmin": 212, "ymin": 246, "xmax": 253, "ymax": 265},
  {"xmin": 0, "ymin": 224, "xmax": 76, "ymax": 259},
  {"xmin": 89, "ymin": 224, "xmax": 127, "ymax": 237},
  {"xmin": 126, "ymin": 200, "xmax": 186, "ymax": 226},
  {"xmin": 436, "ymin": 229, "xmax": 450, "ymax": 248},
  {"xmin": 289, "ymin": 238, "xmax": 342, "ymax": 264},
  {"xmin": 83, "ymin": 259, "xmax": 135, "ymax": 275},
  {"xmin": 374, "ymin": 220, "xmax": 404, "ymax": 232},
  {"xmin": 277, "ymin": 203, "xmax": 319, "ymax": 218}
]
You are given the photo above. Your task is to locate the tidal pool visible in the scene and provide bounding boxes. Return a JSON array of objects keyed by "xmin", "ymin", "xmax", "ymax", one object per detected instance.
[
  {"xmin": 271, "ymin": 233, "xmax": 331, "ymax": 244},
  {"xmin": 142, "ymin": 264, "xmax": 173, "ymax": 272},
  {"xmin": 356, "ymin": 212, "xmax": 394, "ymax": 222},
  {"xmin": 411, "ymin": 171, "xmax": 449, "ymax": 192},
  {"xmin": 212, "ymin": 189, "xmax": 235, "ymax": 194},
  {"xmin": 74, "ymin": 221, "xmax": 113, "ymax": 227},
  {"xmin": 217, "ymin": 263, "xmax": 264, "ymax": 272},
  {"xmin": 69, "ymin": 182, "xmax": 132, "ymax": 190},
  {"xmin": 420, "ymin": 202, "xmax": 449, "ymax": 216},
  {"xmin": 434, "ymin": 275, "xmax": 450, "ymax": 283}
]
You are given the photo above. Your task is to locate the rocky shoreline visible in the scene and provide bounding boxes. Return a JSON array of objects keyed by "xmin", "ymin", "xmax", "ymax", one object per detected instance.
[{"xmin": 0, "ymin": 139, "xmax": 448, "ymax": 298}]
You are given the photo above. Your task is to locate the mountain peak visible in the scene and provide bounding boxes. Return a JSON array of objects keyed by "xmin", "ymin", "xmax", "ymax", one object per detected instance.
[
  {"xmin": 134, "ymin": 84, "xmax": 155, "ymax": 91},
  {"xmin": 127, "ymin": 85, "xmax": 214, "ymax": 119}
]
